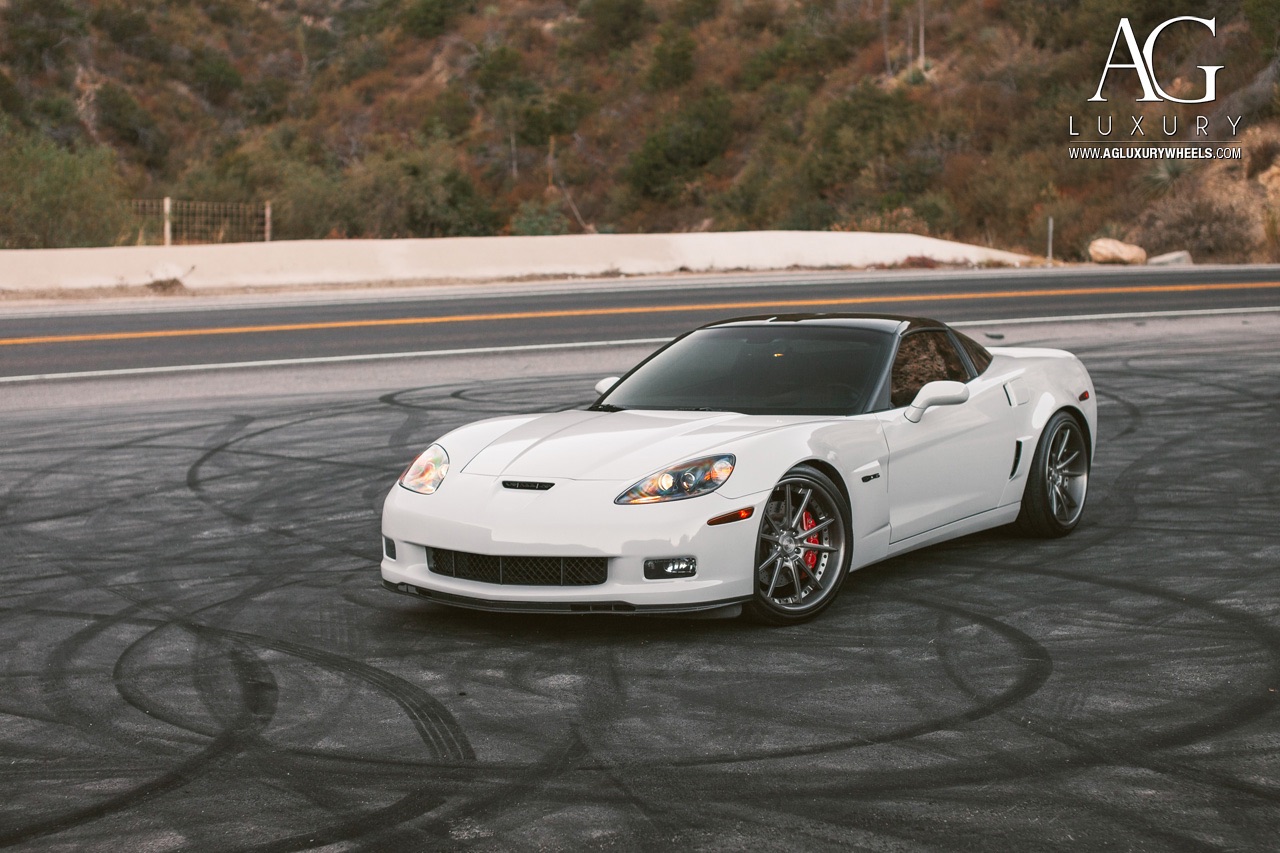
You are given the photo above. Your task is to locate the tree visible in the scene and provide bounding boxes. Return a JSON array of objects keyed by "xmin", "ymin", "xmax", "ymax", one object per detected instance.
[
  {"xmin": 626, "ymin": 88, "xmax": 732, "ymax": 199},
  {"xmin": 0, "ymin": 119, "xmax": 135, "ymax": 249}
]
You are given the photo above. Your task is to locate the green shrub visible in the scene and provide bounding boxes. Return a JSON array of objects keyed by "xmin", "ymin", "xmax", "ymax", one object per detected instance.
[
  {"xmin": 511, "ymin": 198, "xmax": 569, "ymax": 235},
  {"xmin": 424, "ymin": 85, "xmax": 476, "ymax": 139},
  {"xmin": 517, "ymin": 90, "xmax": 592, "ymax": 145},
  {"xmin": 402, "ymin": 0, "xmax": 465, "ymax": 39},
  {"xmin": 1131, "ymin": 190, "xmax": 1258, "ymax": 262},
  {"xmin": 348, "ymin": 144, "xmax": 499, "ymax": 237},
  {"xmin": 578, "ymin": 0, "xmax": 652, "ymax": 51},
  {"xmin": 0, "ymin": 0, "xmax": 86, "ymax": 72},
  {"xmin": 302, "ymin": 24, "xmax": 341, "ymax": 71},
  {"xmin": 739, "ymin": 15, "xmax": 864, "ymax": 90},
  {"xmin": 205, "ymin": 1, "xmax": 240, "ymax": 27},
  {"xmin": 475, "ymin": 45, "xmax": 526, "ymax": 97},
  {"xmin": 648, "ymin": 25, "xmax": 696, "ymax": 91},
  {"xmin": 92, "ymin": 3, "xmax": 168, "ymax": 62},
  {"xmin": 737, "ymin": 0, "xmax": 779, "ymax": 34},
  {"xmin": 273, "ymin": 161, "xmax": 356, "ymax": 239},
  {"xmin": 626, "ymin": 88, "xmax": 732, "ymax": 199},
  {"xmin": 1246, "ymin": 0, "xmax": 1280, "ymax": 55},
  {"xmin": 672, "ymin": 0, "xmax": 719, "ymax": 26},
  {"xmin": 190, "ymin": 49, "xmax": 243, "ymax": 106},
  {"xmin": 244, "ymin": 77, "xmax": 294, "ymax": 124},
  {"xmin": 0, "ymin": 71, "xmax": 25, "ymax": 120},
  {"xmin": 775, "ymin": 198, "xmax": 836, "ymax": 230},
  {"xmin": 30, "ymin": 95, "xmax": 84, "ymax": 146},
  {"xmin": 0, "ymin": 119, "xmax": 136, "ymax": 249},
  {"xmin": 93, "ymin": 4, "xmax": 148, "ymax": 44},
  {"xmin": 339, "ymin": 37, "xmax": 390, "ymax": 83},
  {"xmin": 804, "ymin": 83, "xmax": 917, "ymax": 191},
  {"xmin": 95, "ymin": 83, "xmax": 169, "ymax": 168},
  {"xmin": 740, "ymin": 43, "xmax": 787, "ymax": 90}
]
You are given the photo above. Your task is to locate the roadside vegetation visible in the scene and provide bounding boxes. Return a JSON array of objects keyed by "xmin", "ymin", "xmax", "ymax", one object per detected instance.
[{"xmin": 1, "ymin": 0, "xmax": 1278, "ymax": 258}]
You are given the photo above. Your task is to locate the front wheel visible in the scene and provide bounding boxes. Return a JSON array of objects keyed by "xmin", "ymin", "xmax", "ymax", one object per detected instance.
[
  {"xmin": 1016, "ymin": 411, "xmax": 1090, "ymax": 538},
  {"xmin": 745, "ymin": 465, "xmax": 852, "ymax": 626}
]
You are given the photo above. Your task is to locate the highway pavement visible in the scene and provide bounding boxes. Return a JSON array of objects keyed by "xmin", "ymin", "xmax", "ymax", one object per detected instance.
[
  {"xmin": 2, "ymin": 264, "xmax": 1279, "ymax": 379},
  {"xmin": 0, "ymin": 269, "xmax": 1277, "ymax": 851}
]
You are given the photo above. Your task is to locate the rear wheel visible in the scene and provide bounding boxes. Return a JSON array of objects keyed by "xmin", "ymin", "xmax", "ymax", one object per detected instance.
[
  {"xmin": 745, "ymin": 465, "xmax": 852, "ymax": 625},
  {"xmin": 1016, "ymin": 411, "xmax": 1090, "ymax": 538}
]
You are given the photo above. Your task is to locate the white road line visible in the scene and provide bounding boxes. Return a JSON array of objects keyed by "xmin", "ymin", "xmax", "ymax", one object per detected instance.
[
  {"xmin": 1, "ymin": 305, "xmax": 1276, "ymax": 385},
  {"xmin": 951, "ymin": 305, "xmax": 1280, "ymax": 327},
  {"xmin": 0, "ymin": 338, "xmax": 672, "ymax": 384}
]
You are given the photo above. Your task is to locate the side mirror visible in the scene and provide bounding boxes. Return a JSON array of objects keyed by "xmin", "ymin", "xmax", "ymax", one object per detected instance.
[
  {"xmin": 594, "ymin": 376, "xmax": 621, "ymax": 396},
  {"xmin": 905, "ymin": 380, "xmax": 969, "ymax": 423}
]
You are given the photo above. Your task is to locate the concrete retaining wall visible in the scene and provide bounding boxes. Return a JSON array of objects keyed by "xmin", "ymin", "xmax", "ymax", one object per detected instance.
[{"xmin": 0, "ymin": 231, "xmax": 1029, "ymax": 292}]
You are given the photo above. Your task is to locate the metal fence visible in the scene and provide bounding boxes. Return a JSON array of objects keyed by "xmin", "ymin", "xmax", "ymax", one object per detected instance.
[{"xmin": 130, "ymin": 198, "xmax": 272, "ymax": 245}]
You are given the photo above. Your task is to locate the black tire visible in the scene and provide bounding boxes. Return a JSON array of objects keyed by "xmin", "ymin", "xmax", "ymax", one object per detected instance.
[
  {"xmin": 744, "ymin": 465, "xmax": 853, "ymax": 626},
  {"xmin": 1016, "ymin": 410, "xmax": 1090, "ymax": 538}
]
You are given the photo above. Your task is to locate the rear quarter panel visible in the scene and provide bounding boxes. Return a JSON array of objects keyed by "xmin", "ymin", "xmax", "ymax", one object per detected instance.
[{"xmin": 987, "ymin": 346, "xmax": 1097, "ymax": 507}]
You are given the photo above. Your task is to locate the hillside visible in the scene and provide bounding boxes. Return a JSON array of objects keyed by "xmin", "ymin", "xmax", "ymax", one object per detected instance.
[{"xmin": 1, "ymin": 0, "xmax": 1278, "ymax": 259}]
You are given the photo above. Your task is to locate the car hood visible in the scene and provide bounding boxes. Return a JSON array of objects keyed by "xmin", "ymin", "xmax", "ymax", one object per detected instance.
[{"xmin": 459, "ymin": 408, "xmax": 829, "ymax": 481}]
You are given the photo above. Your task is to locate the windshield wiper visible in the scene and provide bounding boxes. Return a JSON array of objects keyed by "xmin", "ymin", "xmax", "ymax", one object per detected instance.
[{"xmin": 590, "ymin": 403, "xmax": 628, "ymax": 412}]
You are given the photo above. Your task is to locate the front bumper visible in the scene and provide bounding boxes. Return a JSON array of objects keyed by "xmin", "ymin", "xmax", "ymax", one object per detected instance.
[{"xmin": 380, "ymin": 472, "xmax": 766, "ymax": 609}]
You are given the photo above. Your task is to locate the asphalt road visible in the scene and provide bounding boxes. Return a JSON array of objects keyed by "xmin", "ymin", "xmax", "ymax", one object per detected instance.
[
  {"xmin": 0, "ymin": 301, "xmax": 1276, "ymax": 851},
  {"xmin": 2, "ymin": 264, "xmax": 1279, "ymax": 378}
]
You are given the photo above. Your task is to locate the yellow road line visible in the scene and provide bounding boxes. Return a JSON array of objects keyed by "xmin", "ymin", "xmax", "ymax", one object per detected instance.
[{"xmin": 2, "ymin": 281, "xmax": 1277, "ymax": 347}]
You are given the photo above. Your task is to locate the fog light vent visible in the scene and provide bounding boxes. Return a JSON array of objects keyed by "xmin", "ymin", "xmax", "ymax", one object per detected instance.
[
  {"xmin": 644, "ymin": 557, "xmax": 697, "ymax": 579},
  {"xmin": 383, "ymin": 537, "xmax": 397, "ymax": 560}
]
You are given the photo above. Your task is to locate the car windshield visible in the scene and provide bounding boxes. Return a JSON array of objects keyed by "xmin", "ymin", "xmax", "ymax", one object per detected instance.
[{"xmin": 594, "ymin": 325, "xmax": 895, "ymax": 416}]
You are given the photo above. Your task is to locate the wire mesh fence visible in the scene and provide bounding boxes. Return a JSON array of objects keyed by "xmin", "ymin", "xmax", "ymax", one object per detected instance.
[{"xmin": 130, "ymin": 198, "xmax": 271, "ymax": 245}]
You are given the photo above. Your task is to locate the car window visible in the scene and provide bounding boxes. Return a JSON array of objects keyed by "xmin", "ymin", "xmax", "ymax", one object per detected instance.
[
  {"xmin": 954, "ymin": 330, "xmax": 993, "ymax": 374},
  {"xmin": 890, "ymin": 331, "xmax": 971, "ymax": 408},
  {"xmin": 597, "ymin": 326, "xmax": 896, "ymax": 416}
]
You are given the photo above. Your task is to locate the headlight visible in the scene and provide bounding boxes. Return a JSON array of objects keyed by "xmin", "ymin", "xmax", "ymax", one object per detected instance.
[
  {"xmin": 399, "ymin": 444, "xmax": 449, "ymax": 494},
  {"xmin": 615, "ymin": 454, "xmax": 735, "ymax": 504}
]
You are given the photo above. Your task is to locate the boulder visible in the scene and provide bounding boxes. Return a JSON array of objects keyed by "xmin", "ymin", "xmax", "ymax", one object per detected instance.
[{"xmin": 1089, "ymin": 238, "xmax": 1147, "ymax": 265}]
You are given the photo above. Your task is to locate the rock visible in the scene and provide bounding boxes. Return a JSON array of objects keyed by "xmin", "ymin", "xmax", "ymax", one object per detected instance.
[
  {"xmin": 1148, "ymin": 250, "xmax": 1194, "ymax": 266},
  {"xmin": 1089, "ymin": 238, "xmax": 1147, "ymax": 265}
]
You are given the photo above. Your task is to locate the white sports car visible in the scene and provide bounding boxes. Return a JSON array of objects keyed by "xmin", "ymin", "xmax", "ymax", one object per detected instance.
[{"xmin": 381, "ymin": 314, "xmax": 1096, "ymax": 624}]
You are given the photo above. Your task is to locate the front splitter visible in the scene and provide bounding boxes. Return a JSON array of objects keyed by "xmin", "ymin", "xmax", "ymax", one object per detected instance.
[{"xmin": 383, "ymin": 579, "xmax": 748, "ymax": 617}]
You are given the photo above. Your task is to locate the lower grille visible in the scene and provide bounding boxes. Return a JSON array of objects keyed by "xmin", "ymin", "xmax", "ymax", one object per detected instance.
[{"xmin": 429, "ymin": 548, "xmax": 608, "ymax": 586}]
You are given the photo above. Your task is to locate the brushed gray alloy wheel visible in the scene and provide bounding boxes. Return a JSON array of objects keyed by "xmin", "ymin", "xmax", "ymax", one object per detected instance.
[
  {"xmin": 747, "ymin": 465, "xmax": 851, "ymax": 625},
  {"xmin": 1017, "ymin": 411, "xmax": 1090, "ymax": 538}
]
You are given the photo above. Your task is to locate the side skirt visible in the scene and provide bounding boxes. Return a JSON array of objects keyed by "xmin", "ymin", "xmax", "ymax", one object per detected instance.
[{"xmin": 883, "ymin": 504, "xmax": 1022, "ymax": 560}]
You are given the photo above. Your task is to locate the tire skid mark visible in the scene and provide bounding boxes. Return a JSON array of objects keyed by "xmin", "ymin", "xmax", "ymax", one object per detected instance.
[
  {"xmin": 2, "ymin": 322, "xmax": 1277, "ymax": 849},
  {"xmin": 183, "ymin": 401, "xmax": 393, "ymax": 561},
  {"xmin": 928, "ymin": 620, "xmax": 1266, "ymax": 852},
  {"xmin": 543, "ymin": 596, "xmax": 1058, "ymax": 771},
  {"xmin": 3, "ymin": 628, "xmax": 281, "ymax": 848},
  {"xmin": 13, "ymin": 603, "xmax": 476, "ymax": 764}
]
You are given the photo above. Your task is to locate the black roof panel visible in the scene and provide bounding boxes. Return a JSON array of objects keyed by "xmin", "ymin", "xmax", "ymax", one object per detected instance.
[{"xmin": 701, "ymin": 312, "xmax": 948, "ymax": 335}]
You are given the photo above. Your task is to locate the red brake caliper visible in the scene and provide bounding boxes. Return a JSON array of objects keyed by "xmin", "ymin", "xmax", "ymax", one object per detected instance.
[{"xmin": 801, "ymin": 511, "xmax": 819, "ymax": 569}]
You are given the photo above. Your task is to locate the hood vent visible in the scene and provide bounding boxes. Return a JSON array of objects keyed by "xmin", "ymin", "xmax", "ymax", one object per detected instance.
[{"xmin": 502, "ymin": 480, "xmax": 555, "ymax": 491}]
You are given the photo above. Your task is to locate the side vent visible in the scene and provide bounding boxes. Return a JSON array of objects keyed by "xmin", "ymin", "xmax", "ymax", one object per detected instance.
[{"xmin": 1009, "ymin": 440, "xmax": 1024, "ymax": 479}]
